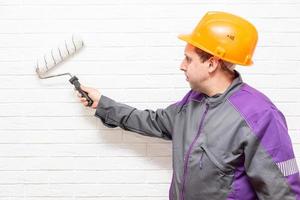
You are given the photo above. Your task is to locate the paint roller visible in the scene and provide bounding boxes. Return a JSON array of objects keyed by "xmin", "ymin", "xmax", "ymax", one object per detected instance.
[{"xmin": 35, "ymin": 34, "xmax": 93, "ymax": 106}]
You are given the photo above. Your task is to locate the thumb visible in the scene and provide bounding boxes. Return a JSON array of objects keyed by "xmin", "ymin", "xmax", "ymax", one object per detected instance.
[{"xmin": 80, "ymin": 85, "xmax": 92, "ymax": 93}]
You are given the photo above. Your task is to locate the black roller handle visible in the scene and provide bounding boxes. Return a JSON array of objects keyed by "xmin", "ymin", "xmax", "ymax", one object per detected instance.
[{"xmin": 69, "ymin": 76, "xmax": 93, "ymax": 107}]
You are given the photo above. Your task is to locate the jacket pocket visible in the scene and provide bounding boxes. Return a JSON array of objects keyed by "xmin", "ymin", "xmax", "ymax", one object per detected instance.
[
  {"xmin": 199, "ymin": 144, "xmax": 234, "ymax": 193},
  {"xmin": 186, "ymin": 144, "xmax": 235, "ymax": 199},
  {"xmin": 199, "ymin": 144, "xmax": 233, "ymax": 175}
]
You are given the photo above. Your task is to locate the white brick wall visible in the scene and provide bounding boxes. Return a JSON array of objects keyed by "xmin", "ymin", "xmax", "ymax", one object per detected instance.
[{"xmin": 0, "ymin": 0, "xmax": 299, "ymax": 198}]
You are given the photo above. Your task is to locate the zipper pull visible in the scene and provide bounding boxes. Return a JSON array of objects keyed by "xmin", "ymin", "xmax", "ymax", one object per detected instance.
[
  {"xmin": 199, "ymin": 151, "xmax": 204, "ymax": 170},
  {"xmin": 205, "ymin": 103, "xmax": 209, "ymax": 109}
]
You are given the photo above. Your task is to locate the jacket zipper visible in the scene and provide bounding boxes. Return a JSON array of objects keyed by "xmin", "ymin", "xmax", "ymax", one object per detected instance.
[{"xmin": 180, "ymin": 103, "xmax": 209, "ymax": 200}]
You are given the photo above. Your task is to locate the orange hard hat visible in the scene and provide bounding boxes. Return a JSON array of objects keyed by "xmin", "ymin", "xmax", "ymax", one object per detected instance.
[{"xmin": 178, "ymin": 11, "xmax": 258, "ymax": 66}]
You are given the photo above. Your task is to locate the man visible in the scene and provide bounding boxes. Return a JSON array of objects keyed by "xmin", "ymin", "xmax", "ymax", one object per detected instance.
[{"xmin": 77, "ymin": 11, "xmax": 300, "ymax": 199}]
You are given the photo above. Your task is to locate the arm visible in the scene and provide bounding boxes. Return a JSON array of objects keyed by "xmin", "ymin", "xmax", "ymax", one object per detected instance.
[
  {"xmin": 77, "ymin": 85, "xmax": 179, "ymax": 140},
  {"xmin": 94, "ymin": 95, "xmax": 178, "ymax": 140},
  {"xmin": 243, "ymin": 108, "xmax": 300, "ymax": 199}
]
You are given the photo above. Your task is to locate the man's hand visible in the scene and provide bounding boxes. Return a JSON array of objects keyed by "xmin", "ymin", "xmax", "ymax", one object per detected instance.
[{"xmin": 76, "ymin": 85, "xmax": 101, "ymax": 109}]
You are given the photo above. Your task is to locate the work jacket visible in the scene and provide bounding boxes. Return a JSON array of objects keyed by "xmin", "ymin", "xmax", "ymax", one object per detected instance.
[{"xmin": 95, "ymin": 70, "xmax": 300, "ymax": 200}]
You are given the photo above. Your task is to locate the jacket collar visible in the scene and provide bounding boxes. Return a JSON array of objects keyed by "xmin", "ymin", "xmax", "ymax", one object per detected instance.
[
  {"xmin": 191, "ymin": 70, "xmax": 244, "ymax": 107},
  {"xmin": 202, "ymin": 70, "xmax": 243, "ymax": 106}
]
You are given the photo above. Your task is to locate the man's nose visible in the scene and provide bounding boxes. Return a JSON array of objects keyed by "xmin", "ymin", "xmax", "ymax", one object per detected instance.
[{"xmin": 180, "ymin": 60, "xmax": 187, "ymax": 71}]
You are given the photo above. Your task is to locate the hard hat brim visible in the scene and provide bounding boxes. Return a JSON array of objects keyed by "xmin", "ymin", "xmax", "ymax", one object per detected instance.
[{"xmin": 178, "ymin": 33, "xmax": 253, "ymax": 66}]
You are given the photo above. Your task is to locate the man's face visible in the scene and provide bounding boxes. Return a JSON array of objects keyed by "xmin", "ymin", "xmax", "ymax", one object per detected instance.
[{"xmin": 180, "ymin": 44, "xmax": 210, "ymax": 90}]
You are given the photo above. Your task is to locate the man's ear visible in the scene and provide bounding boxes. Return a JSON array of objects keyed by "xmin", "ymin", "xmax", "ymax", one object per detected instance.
[{"xmin": 207, "ymin": 57, "xmax": 219, "ymax": 73}]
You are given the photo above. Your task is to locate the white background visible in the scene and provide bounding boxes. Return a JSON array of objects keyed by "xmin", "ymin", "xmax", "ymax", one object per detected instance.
[{"xmin": 0, "ymin": 0, "xmax": 299, "ymax": 199}]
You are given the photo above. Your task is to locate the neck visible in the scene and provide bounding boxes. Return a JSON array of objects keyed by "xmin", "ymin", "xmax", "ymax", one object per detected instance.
[{"xmin": 201, "ymin": 71, "xmax": 236, "ymax": 97}]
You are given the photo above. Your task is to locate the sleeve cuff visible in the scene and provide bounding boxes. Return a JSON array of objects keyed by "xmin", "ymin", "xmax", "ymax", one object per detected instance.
[{"xmin": 94, "ymin": 95, "xmax": 118, "ymax": 128}]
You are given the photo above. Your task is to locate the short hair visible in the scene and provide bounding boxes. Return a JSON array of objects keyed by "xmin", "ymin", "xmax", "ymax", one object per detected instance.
[{"xmin": 194, "ymin": 47, "xmax": 236, "ymax": 73}]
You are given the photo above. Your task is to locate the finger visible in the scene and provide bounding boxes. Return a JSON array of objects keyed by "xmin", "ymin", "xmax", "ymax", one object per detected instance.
[
  {"xmin": 77, "ymin": 91, "xmax": 82, "ymax": 98},
  {"xmin": 80, "ymin": 98, "xmax": 87, "ymax": 102},
  {"xmin": 80, "ymin": 85, "xmax": 90, "ymax": 92},
  {"xmin": 83, "ymin": 101, "xmax": 88, "ymax": 106}
]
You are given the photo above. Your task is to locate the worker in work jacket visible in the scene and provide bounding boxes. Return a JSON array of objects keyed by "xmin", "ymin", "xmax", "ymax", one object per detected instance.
[{"xmin": 77, "ymin": 11, "xmax": 300, "ymax": 200}]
